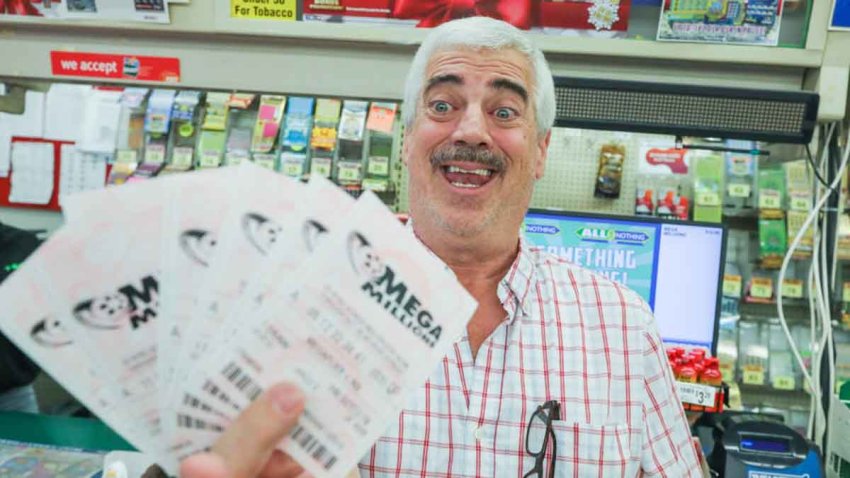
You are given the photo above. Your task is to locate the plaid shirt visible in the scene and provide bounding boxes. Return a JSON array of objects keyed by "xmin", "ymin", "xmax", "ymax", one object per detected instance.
[{"xmin": 358, "ymin": 237, "xmax": 701, "ymax": 477}]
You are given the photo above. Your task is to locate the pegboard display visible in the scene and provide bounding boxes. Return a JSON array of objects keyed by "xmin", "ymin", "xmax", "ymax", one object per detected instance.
[{"xmin": 395, "ymin": 127, "xmax": 675, "ymax": 215}]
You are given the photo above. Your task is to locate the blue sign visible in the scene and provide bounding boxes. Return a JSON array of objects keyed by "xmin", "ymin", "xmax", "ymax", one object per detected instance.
[{"xmin": 833, "ymin": 0, "xmax": 850, "ymax": 30}]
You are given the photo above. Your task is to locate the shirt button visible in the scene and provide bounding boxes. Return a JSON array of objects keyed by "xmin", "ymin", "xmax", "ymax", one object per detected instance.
[{"xmin": 473, "ymin": 426, "xmax": 484, "ymax": 441}]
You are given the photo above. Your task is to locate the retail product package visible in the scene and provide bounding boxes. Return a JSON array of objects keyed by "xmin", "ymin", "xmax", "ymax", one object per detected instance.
[
  {"xmin": 0, "ymin": 162, "xmax": 477, "ymax": 477},
  {"xmin": 634, "ymin": 144, "xmax": 690, "ymax": 219}
]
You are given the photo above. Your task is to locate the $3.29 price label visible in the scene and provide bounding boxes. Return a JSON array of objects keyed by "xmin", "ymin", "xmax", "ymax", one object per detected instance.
[{"xmin": 675, "ymin": 382, "xmax": 718, "ymax": 407}]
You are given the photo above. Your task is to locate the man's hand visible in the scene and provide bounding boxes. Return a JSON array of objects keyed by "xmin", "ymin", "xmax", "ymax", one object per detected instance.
[{"xmin": 179, "ymin": 382, "xmax": 310, "ymax": 478}]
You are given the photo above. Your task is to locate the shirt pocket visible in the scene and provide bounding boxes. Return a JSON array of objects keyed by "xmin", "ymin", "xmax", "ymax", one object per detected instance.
[{"xmin": 548, "ymin": 421, "xmax": 639, "ymax": 478}]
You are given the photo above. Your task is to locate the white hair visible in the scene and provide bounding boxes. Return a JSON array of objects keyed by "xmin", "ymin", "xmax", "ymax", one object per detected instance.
[{"xmin": 402, "ymin": 16, "xmax": 556, "ymax": 136}]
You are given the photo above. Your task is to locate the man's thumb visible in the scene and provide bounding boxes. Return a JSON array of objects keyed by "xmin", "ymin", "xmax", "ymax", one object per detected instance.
[{"xmin": 212, "ymin": 382, "xmax": 306, "ymax": 478}]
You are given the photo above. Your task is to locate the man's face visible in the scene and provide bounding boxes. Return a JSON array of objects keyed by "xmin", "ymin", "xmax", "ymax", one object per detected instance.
[{"xmin": 405, "ymin": 47, "xmax": 550, "ymax": 238}]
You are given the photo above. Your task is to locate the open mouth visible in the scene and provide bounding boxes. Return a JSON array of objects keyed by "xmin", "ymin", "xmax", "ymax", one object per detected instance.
[{"xmin": 439, "ymin": 164, "xmax": 498, "ymax": 190}]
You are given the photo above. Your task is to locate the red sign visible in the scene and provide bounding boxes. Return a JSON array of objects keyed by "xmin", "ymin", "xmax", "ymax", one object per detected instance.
[{"xmin": 50, "ymin": 51, "xmax": 180, "ymax": 83}]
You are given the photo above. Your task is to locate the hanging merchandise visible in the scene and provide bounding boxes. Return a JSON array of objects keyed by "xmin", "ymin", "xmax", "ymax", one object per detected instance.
[
  {"xmin": 138, "ymin": 89, "xmax": 176, "ymax": 179},
  {"xmin": 251, "ymin": 95, "xmax": 286, "ymax": 155},
  {"xmin": 196, "ymin": 92, "xmax": 230, "ymax": 169},
  {"xmin": 309, "ymin": 98, "xmax": 342, "ymax": 180},
  {"xmin": 107, "ymin": 150, "xmax": 138, "ymax": 186},
  {"xmin": 738, "ymin": 320, "xmax": 768, "ymax": 386},
  {"xmin": 115, "ymin": 87, "xmax": 148, "ymax": 162},
  {"xmin": 161, "ymin": 90, "xmax": 201, "ymax": 175},
  {"xmin": 279, "ymin": 96, "xmax": 315, "ymax": 180},
  {"xmin": 301, "ymin": 0, "xmax": 631, "ymax": 35},
  {"xmin": 223, "ymin": 93, "xmax": 256, "ymax": 166},
  {"xmin": 335, "ymin": 100, "xmax": 369, "ymax": 189},
  {"xmin": 362, "ymin": 102, "xmax": 398, "ymax": 193},
  {"xmin": 756, "ymin": 167, "xmax": 786, "ymax": 268},
  {"xmin": 692, "ymin": 152, "xmax": 724, "ymax": 223},
  {"xmin": 634, "ymin": 144, "xmax": 690, "ymax": 220},
  {"xmin": 783, "ymin": 160, "xmax": 815, "ymax": 259},
  {"xmin": 758, "ymin": 167, "xmax": 786, "ymax": 217},
  {"xmin": 724, "ymin": 143, "xmax": 757, "ymax": 212},
  {"xmin": 593, "ymin": 142, "xmax": 626, "ymax": 199},
  {"xmin": 758, "ymin": 217, "xmax": 787, "ymax": 269}
]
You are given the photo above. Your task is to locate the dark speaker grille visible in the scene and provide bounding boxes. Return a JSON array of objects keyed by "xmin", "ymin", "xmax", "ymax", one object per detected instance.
[{"xmin": 554, "ymin": 77, "xmax": 818, "ymax": 144}]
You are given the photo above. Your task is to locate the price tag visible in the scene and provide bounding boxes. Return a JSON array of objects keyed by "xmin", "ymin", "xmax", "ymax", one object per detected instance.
[
  {"xmin": 789, "ymin": 195, "xmax": 812, "ymax": 212},
  {"xmin": 759, "ymin": 189, "xmax": 782, "ymax": 210},
  {"xmin": 727, "ymin": 183, "xmax": 751, "ymax": 198},
  {"xmin": 337, "ymin": 162, "xmax": 362, "ymax": 182},
  {"xmin": 199, "ymin": 151, "xmax": 221, "ymax": 168},
  {"xmin": 224, "ymin": 151, "xmax": 248, "ymax": 166},
  {"xmin": 781, "ymin": 279, "xmax": 804, "ymax": 299},
  {"xmin": 362, "ymin": 178, "xmax": 388, "ymax": 192},
  {"xmin": 723, "ymin": 274, "xmax": 743, "ymax": 298},
  {"xmin": 311, "ymin": 157, "xmax": 332, "ymax": 178},
  {"xmin": 282, "ymin": 161, "xmax": 303, "ymax": 178},
  {"xmin": 697, "ymin": 191, "xmax": 722, "ymax": 206},
  {"xmin": 742, "ymin": 369, "xmax": 765, "ymax": 385},
  {"xmin": 676, "ymin": 381, "xmax": 718, "ymax": 407},
  {"xmin": 773, "ymin": 376, "xmax": 796, "ymax": 390},
  {"xmin": 115, "ymin": 149, "xmax": 137, "ymax": 164},
  {"xmin": 253, "ymin": 154, "xmax": 276, "ymax": 170},
  {"xmin": 171, "ymin": 147, "xmax": 194, "ymax": 168},
  {"xmin": 367, "ymin": 156, "xmax": 390, "ymax": 176},
  {"xmin": 144, "ymin": 145, "xmax": 166, "ymax": 164},
  {"xmin": 749, "ymin": 277, "xmax": 773, "ymax": 300}
]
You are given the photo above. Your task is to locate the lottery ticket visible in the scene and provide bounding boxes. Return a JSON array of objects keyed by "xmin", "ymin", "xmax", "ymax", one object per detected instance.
[
  {"xmin": 168, "ymin": 175, "xmax": 354, "ymax": 450},
  {"xmin": 169, "ymin": 163, "xmax": 306, "ymax": 413},
  {"xmin": 171, "ymin": 191, "xmax": 477, "ymax": 478},
  {"xmin": 62, "ymin": 172, "xmax": 234, "ymax": 430},
  {"xmin": 0, "ymin": 222, "xmax": 151, "ymax": 453},
  {"xmin": 157, "ymin": 167, "xmax": 237, "ymax": 420}
]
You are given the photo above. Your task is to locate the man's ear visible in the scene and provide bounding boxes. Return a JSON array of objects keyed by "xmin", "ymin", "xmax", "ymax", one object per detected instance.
[{"xmin": 534, "ymin": 130, "xmax": 551, "ymax": 180}]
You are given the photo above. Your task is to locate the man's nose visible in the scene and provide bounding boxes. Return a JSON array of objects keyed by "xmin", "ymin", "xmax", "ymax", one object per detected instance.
[{"xmin": 450, "ymin": 106, "xmax": 491, "ymax": 148}]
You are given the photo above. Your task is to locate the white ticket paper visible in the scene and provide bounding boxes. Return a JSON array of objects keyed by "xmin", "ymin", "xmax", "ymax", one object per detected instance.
[
  {"xmin": 174, "ymin": 191, "xmax": 477, "ymax": 477},
  {"xmin": 169, "ymin": 163, "xmax": 306, "ymax": 417}
]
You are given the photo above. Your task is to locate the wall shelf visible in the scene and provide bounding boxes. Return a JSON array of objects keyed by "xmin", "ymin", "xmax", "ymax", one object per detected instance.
[{"xmin": 0, "ymin": 2, "xmax": 825, "ymax": 100}]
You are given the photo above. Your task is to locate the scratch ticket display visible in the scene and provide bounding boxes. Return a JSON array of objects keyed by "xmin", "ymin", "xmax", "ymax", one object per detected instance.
[{"xmin": 0, "ymin": 164, "xmax": 477, "ymax": 477}]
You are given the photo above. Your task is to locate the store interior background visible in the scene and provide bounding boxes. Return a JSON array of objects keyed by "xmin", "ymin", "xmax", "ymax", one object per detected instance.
[{"xmin": 2, "ymin": 0, "xmax": 850, "ymax": 475}]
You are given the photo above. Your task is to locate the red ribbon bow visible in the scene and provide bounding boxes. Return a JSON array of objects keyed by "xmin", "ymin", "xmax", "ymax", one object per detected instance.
[
  {"xmin": 0, "ymin": 0, "xmax": 42, "ymax": 15},
  {"xmin": 392, "ymin": 0, "xmax": 533, "ymax": 29}
]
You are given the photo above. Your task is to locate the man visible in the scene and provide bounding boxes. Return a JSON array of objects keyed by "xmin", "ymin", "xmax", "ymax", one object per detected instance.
[{"xmin": 182, "ymin": 16, "xmax": 701, "ymax": 478}]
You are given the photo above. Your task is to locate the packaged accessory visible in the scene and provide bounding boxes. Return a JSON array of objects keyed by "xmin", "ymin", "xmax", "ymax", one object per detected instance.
[{"xmin": 593, "ymin": 142, "xmax": 626, "ymax": 199}]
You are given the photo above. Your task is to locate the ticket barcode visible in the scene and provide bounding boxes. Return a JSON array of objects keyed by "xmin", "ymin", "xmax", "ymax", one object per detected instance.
[
  {"xmin": 291, "ymin": 424, "xmax": 338, "ymax": 470},
  {"xmin": 221, "ymin": 362, "xmax": 263, "ymax": 401},
  {"xmin": 183, "ymin": 393, "xmax": 229, "ymax": 419},
  {"xmin": 201, "ymin": 379, "xmax": 241, "ymax": 411},
  {"xmin": 177, "ymin": 413, "xmax": 225, "ymax": 433}
]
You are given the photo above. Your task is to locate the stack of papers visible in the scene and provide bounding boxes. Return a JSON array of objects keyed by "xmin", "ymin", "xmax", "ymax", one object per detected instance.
[{"xmin": 0, "ymin": 162, "xmax": 476, "ymax": 477}]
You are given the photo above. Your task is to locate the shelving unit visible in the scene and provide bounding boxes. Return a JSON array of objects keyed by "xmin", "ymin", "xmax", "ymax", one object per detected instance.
[{"xmin": 0, "ymin": 1, "xmax": 843, "ymax": 102}]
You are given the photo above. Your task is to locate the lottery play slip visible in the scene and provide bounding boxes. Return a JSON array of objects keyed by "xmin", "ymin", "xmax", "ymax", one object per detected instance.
[{"xmin": 0, "ymin": 162, "xmax": 477, "ymax": 477}]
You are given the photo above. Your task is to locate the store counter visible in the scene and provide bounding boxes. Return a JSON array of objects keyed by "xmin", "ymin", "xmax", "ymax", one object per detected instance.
[{"xmin": 0, "ymin": 411, "xmax": 134, "ymax": 451}]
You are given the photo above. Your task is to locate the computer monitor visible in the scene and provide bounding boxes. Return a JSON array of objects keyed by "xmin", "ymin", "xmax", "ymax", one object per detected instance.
[{"xmin": 523, "ymin": 209, "xmax": 726, "ymax": 354}]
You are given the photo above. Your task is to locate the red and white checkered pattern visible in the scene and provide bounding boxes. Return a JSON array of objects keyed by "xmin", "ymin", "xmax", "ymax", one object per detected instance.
[{"xmin": 358, "ymin": 238, "xmax": 702, "ymax": 477}]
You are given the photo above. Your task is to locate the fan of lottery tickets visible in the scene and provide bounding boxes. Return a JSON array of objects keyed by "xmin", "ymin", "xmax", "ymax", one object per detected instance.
[{"xmin": 0, "ymin": 162, "xmax": 477, "ymax": 477}]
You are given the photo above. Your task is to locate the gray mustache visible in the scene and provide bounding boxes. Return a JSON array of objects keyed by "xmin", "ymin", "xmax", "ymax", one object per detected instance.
[{"xmin": 430, "ymin": 144, "xmax": 507, "ymax": 173}]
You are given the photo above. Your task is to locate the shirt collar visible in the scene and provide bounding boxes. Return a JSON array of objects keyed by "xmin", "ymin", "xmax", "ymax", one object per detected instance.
[
  {"xmin": 405, "ymin": 219, "xmax": 537, "ymax": 324},
  {"xmin": 497, "ymin": 235, "xmax": 536, "ymax": 324}
]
